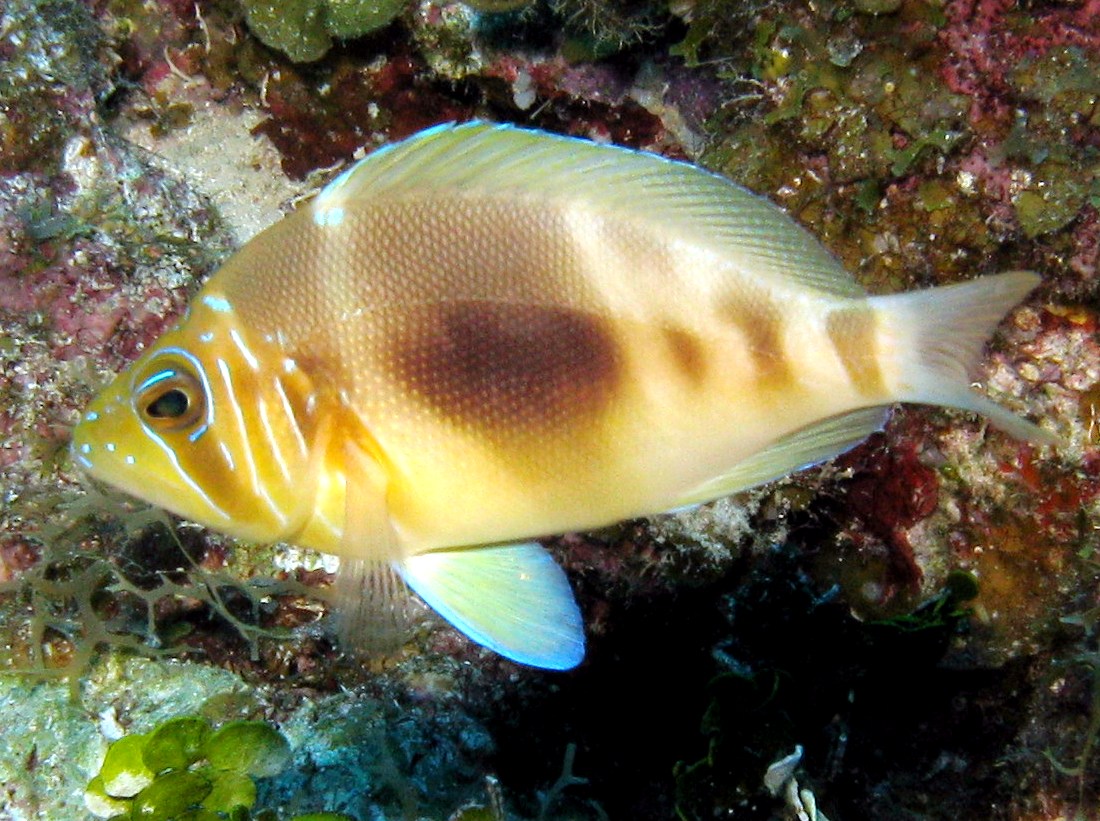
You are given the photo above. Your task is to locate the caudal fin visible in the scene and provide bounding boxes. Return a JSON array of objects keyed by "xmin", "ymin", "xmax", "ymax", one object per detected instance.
[{"xmin": 869, "ymin": 271, "xmax": 1058, "ymax": 444}]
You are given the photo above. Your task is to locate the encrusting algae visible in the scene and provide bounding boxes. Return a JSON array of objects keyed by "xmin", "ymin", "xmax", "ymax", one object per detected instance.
[{"xmin": 70, "ymin": 121, "xmax": 1057, "ymax": 670}]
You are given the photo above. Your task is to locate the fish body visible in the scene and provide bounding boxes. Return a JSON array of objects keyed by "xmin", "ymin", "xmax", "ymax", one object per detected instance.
[{"xmin": 71, "ymin": 122, "xmax": 1052, "ymax": 669}]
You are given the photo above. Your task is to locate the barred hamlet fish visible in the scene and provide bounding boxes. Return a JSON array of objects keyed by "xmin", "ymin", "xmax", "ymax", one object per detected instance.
[{"xmin": 70, "ymin": 122, "xmax": 1055, "ymax": 669}]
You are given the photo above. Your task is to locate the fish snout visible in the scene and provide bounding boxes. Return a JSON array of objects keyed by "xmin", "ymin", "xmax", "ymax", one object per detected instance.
[{"xmin": 70, "ymin": 400, "xmax": 129, "ymax": 474}]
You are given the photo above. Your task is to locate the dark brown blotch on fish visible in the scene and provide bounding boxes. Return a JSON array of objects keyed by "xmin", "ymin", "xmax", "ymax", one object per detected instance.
[
  {"xmin": 386, "ymin": 301, "xmax": 623, "ymax": 435},
  {"xmin": 662, "ymin": 326, "xmax": 707, "ymax": 385},
  {"xmin": 721, "ymin": 293, "xmax": 792, "ymax": 389},
  {"xmin": 826, "ymin": 306, "xmax": 885, "ymax": 397}
]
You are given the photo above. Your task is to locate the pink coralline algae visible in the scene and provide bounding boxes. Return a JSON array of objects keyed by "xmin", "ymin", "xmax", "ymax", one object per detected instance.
[
  {"xmin": 940, "ymin": 0, "xmax": 1100, "ymax": 127},
  {"xmin": 0, "ymin": 2, "xmax": 232, "ymax": 545},
  {"xmin": 0, "ymin": 143, "xmax": 227, "ymax": 476},
  {"xmin": 0, "ymin": 182, "xmax": 179, "ymax": 365}
]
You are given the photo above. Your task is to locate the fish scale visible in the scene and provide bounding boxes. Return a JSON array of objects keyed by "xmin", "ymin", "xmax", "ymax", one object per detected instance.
[{"xmin": 71, "ymin": 121, "xmax": 1055, "ymax": 670}]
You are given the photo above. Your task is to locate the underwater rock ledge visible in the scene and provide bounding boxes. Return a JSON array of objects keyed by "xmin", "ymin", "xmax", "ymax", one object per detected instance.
[{"xmin": 0, "ymin": 0, "xmax": 1098, "ymax": 819}]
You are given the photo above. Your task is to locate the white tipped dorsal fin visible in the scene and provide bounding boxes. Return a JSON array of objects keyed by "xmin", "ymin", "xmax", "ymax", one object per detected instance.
[
  {"xmin": 673, "ymin": 406, "xmax": 890, "ymax": 507},
  {"xmin": 313, "ymin": 121, "xmax": 865, "ymax": 298},
  {"xmin": 400, "ymin": 542, "xmax": 585, "ymax": 670}
]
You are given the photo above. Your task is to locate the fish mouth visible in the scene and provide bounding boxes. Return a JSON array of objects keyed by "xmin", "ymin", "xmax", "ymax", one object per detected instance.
[
  {"xmin": 69, "ymin": 388, "xmax": 155, "ymax": 493},
  {"xmin": 70, "ymin": 405, "xmax": 185, "ymax": 521},
  {"xmin": 70, "ymin": 401, "xmax": 131, "ymax": 480}
]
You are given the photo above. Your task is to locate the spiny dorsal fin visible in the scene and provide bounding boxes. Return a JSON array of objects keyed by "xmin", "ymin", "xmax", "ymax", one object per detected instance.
[{"xmin": 312, "ymin": 122, "xmax": 865, "ymax": 298}]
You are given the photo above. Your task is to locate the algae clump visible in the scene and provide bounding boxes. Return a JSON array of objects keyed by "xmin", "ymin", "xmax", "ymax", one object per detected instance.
[
  {"xmin": 84, "ymin": 714, "xmax": 343, "ymax": 820},
  {"xmin": 243, "ymin": 0, "xmax": 405, "ymax": 63}
]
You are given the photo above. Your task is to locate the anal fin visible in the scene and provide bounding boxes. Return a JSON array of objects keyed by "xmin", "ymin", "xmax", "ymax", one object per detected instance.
[
  {"xmin": 673, "ymin": 406, "xmax": 890, "ymax": 507},
  {"xmin": 401, "ymin": 542, "xmax": 585, "ymax": 670}
]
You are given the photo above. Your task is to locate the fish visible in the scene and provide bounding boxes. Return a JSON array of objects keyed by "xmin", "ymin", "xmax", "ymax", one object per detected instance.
[{"xmin": 70, "ymin": 121, "xmax": 1055, "ymax": 670}]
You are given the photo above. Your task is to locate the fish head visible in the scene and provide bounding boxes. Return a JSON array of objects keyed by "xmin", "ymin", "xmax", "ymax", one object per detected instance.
[{"xmin": 71, "ymin": 292, "xmax": 321, "ymax": 543}]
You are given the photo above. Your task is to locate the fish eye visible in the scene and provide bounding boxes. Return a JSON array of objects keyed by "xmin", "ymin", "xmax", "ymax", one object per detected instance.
[
  {"xmin": 146, "ymin": 388, "xmax": 190, "ymax": 419},
  {"xmin": 135, "ymin": 365, "xmax": 205, "ymax": 432}
]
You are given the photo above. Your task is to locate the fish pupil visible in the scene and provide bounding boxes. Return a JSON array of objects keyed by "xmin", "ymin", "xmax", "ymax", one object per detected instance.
[{"xmin": 146, "ymin": 388, "xmax": 190, "ymax": 419}]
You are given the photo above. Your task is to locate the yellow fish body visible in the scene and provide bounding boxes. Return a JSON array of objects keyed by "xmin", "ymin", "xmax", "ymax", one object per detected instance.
[{"xmin": 71, "ymin": 122, "xmax": 1052, "ymax": 669}]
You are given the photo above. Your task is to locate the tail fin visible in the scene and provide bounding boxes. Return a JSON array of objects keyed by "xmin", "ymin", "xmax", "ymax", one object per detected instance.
[{"xmin": 869, "ymin": 271, "xmax": 1057, "ymax": 444}]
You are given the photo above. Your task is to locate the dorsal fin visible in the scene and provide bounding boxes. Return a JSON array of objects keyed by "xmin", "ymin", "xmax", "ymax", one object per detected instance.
[{"xmin": 312, "ymin": 122, "xmax": 865, "ymax": 298}]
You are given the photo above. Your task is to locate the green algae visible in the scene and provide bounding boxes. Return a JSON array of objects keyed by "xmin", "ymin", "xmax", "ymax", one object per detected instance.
[
  {"xmin": 206, "ymin": 721, "xmax": 292, "ymax": 778},
  {"xmin": 325, "ymin": 0, "xmax": 405, "ymax": 38},
  {"xmin": 242, "ymin": 0, "xmax": 406, "ymax": 63},
  {"xmin": 0, "ymin": 500, "xmax": 328, "ymax": 701},
  {"xmin": 1000, "ymin": 45, "xmax": 1100, "ymax": 238},
  {"xmin": 86, "ymin": 714, "xmax": 323, "ymax": 819},
  {"xmin": 852, "ymin": 0, "xmax": 902, "ymax": 14},
  {"xmin": 750, "ymin": 28, "xmax": 968, "ymax": 182},
  {"xmin": 695, "ymin": 0, "xmax": 1020, "ymax": 293},
  {"xmin": 1054, "ymin": 592, "xmax": 1100, "ymax": 804},
  {"xmin": 144, "ymin": 716, "xmax": 212, "ymax": 774},
  {"xmin": 100, "ymin": 733, "xmax": 156, "ymax": 797},
  {"xmin": 550, "ymin": 0, "xmax": 667, "ymax": 61},
  {"xmin": 1010, "ymin": 45, "xmax": 1100, "ymax": 117},
  {"xmin": 460, "ymin": 0, "xmax": 532, "ymax": 11},
  {"xmin": 751, "ymin": 31, "xmax": 951, "ymax": 140},
  {"xmin": 1013, "ymin": 160, "xmax": 1096, "ymax": 239},
  {"xmin": 2, "ymin": 1, "xmax": 1094, "ymax": 818},
  {"xmin": 129, "ymin": 769, "xmax": 215, "ymax": 819},
  {"xmin": 0, "ymin": 656, "xmax": 244, "ymax": 817},
  {"xmin": 74, "ymin": 694, "xmax": 503, "ymax": 820},
  {"xmin": 244, "ymin": 1, "xmax": 334, "ymax": 63},
  {"xmin": 203, "ymin": 769, "xmax": 258, "ymax": 814},
  {"xmin": 670, "ymin": 0, "xmax": 779, "ymax": 69},
  {"xmin": 85, "ymin": 776, "xmax": 133, "ymax": 817}
]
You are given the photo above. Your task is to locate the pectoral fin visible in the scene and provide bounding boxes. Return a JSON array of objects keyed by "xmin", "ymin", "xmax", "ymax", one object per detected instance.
[{"xmin": 401, "ymin": 542, "xmax": 585, "ymax": 670}]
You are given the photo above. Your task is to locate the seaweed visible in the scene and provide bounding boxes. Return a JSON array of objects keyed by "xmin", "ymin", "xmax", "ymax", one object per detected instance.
[{"xmin": 0, "ymin": 488, "xmax": 330, "ymax": 701}]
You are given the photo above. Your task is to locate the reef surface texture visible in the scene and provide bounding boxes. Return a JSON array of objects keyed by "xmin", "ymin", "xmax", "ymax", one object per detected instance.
[{"xmin": 0, "ymin": 0, "xmax": 1098, "ymax": 819}]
